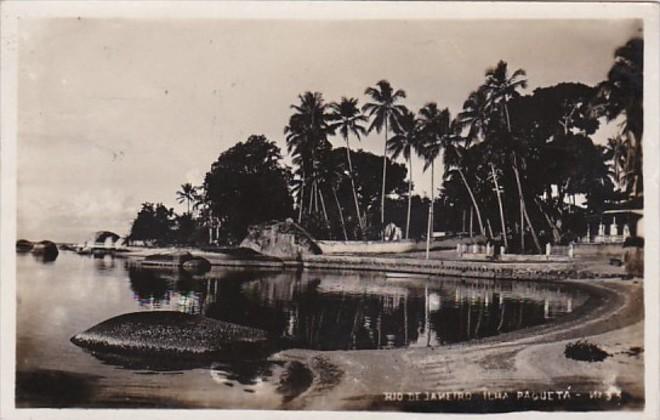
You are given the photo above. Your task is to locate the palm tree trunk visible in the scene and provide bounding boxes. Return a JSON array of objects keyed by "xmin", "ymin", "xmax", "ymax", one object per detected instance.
[
  {"xmin": 380, "ymin": 119, "xmax": 388, "ymax": 238},
  {"xmin": 298, "ymin": 175, "xmax": 305, "ymax": 223},
  {"xmin": 457, "ymin": 169, "xmax": 486, "ymax": 236},
  {"xmin": 469, "ymin": 206, "xmax": 474, "ymax": 238},
  {"xmin": 425, "ymin": 160, "xmax": 435, "ymax": 259},
  {"xmin": 308, "ymin": 181, "xmax": 314, "ymax": 215},
  {"xmin": 332, "ymin": 187, "xmax": 348, "ymax": 241},
  {"xmin": 490, "ymin": 163, "xmax": 508, "ymax": 250},
  {"xmin": 534, "ymin": 197, "xmax": 561, "ymax": 243},
  {"xmin": 318, "ymin": 186, "xmax": 329, "ymax": 223},
  {"xmin": 505, "ymin": 103, "xmax": 541, "ymax": 253},
  {"xmin": 345, "ymin": 138, "xmax": 365, "ymax": 236},
  {"xmin": 405, "ymin": 154, "xmax": 413, "ymax": 239},
  {"xmin": 511, "ymin": 158, "xmax": 542, "ymax": 253}
]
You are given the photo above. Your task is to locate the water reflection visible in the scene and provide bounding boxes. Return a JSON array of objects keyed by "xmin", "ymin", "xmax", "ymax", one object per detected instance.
[{"xmin": 124, "ymin": 265, "xmax": 586, "ymax": 351}]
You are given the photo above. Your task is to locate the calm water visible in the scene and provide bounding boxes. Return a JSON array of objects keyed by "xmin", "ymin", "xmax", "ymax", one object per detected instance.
[{"xmin": 16, "ymin": 251, "xmax": 588, "ymax": 408}]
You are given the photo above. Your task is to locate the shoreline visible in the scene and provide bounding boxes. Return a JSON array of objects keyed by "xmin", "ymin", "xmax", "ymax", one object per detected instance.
[{"xmin": 272, "ymin": 277, "xmax": 644, "ymax": 411}]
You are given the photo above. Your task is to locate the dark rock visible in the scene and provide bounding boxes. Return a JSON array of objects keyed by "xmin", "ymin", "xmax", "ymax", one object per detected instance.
[
  {"xmin": 16, "ymin": 239, "xmax": 34, "ymax": 253},
  {"xmin": 71, "ymin": 311, "xmax": 271, "ymax": 357},
  {"xmin": 181, "ymin": 256, "xmax": 212, "ymax": 274},
  {"xmin": 240, "ymin": 219, "xmax": 322, "ymax": 258},
  {"xmin": 142, "ymin": 251, "xmax": 193, "ymax": 267},
  {"xmin": 31, "ymin": 240, "xmax": 59, "ymax": 261}
]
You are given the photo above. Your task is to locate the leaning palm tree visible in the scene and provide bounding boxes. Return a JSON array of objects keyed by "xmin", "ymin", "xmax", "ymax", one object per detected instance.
[
  {"xmin": 457, "ymin": 88, "xmax": 508, "ymax": 249},
  {"xmin": 481, "ymin": 60, "xmax": 541, "ymax": 253},
  {"xmin": 388, "ymin": 108, "xmax": 421, "ymax": 239},
  {"xmin": 443, "ymin": 132, "xmax": 486, "ymax": 238},
  {"xmin": 329, "ymin": 97, "xmax": 368, "ymax": 235},
  {"xmin": 418, "ymin": 103, "xmax": 450, "ymax": 258},
  {"xmin": 176, "ymin": 183, "xmax": 197, "ymax": 215},
  {"xmin": 456, "ymin": 87, "xmax": 490, "ymax": 146},
  {"xmin": 362, "ymin": 80, "xmax": 407, "ymax": 234}
]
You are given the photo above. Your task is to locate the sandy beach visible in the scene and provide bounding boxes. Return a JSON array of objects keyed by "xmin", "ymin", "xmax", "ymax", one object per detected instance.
[{"xmin": 273, "ymin": 277, "xmax": 644, "ymax": 411}]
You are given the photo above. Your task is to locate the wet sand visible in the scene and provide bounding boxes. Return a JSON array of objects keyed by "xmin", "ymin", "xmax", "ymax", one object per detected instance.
[{"xmin": 274, "ymin": 277, "xmax": 644, "ymax": 412}]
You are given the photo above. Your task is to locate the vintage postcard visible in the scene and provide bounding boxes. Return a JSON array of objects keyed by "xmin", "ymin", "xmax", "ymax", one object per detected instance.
[{"xmin": 1, "ymin": 2, "xmax": 658, "ymax": 419}]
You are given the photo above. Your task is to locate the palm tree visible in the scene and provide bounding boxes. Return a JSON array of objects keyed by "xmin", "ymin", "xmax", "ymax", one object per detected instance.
[
  {"xmin": 418, "ymin": 103, "xmax": 450, "ymax": 258},
  {"xmin": 456, "ymin": 87, "xmax": 490, "ymax": 146},
  {"xmin": 388, "ymin": 108, "xmax": 421, "ymax": 239},
  {"xmin": 442, "ymin": 132, "xmax": 486, "ymax": 237},
  {"xmin": 284, "ymin": 92, "xmax": 335, "ymax": 223},
  {"xmin": 482, "ymin": 60, "xmax": 541, "ymax": 253},
  {"xmin": 456, "ymin": 88, "xmax": 508, "ymax": 249},
  {"xmin": 329, "ymin": 97, "xmax": 368, "ymax": 236},
  {"xmin": 176, "ymin": 183, "xmax": 197, "ymax": 215},
  {"xmin": 363, "ymin": 80, "xmax": 407, "ymax": 234}
]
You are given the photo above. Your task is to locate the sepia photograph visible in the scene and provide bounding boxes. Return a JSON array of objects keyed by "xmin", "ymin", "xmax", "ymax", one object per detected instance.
[{"xmin": 1, "ymin": 2, "xmax": 658, "ymax": 418}]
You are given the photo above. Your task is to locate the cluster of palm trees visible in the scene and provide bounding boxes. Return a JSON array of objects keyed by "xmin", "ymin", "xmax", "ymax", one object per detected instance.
[
  {"xmin": 284, "ymin": 59, "xmax": 545, "ymax": 253},
  {"xmin": 284, "ymin": 34, "xmax": 643, "ymax": 254}
]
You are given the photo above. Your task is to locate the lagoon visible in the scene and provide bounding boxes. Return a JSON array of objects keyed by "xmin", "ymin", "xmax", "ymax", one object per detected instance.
[{"xmin": 16, "ymin": 251, "xmax": 587, "ymax": 408}]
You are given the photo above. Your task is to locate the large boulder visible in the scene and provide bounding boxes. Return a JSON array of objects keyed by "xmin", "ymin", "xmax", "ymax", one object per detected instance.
[
  {"xmin": 240, "ymin": 219, "xmax": 322, "ymax": 258},
  {"xmin": 71, "ymin": 311, "xmax": 271, "ymax": 356}
]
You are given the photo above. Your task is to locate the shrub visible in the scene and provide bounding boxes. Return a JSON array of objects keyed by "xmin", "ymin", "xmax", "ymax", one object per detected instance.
[{"xmin": 564, "ymin": 340, "xmax": 610, "ymax": 362}]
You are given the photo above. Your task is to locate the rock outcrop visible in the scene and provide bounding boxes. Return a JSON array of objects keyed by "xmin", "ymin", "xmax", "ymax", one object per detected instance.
[
  {"xmin": 16, "ymin": 239, "xmax": 34, "ymax": 253},
  {"xmin": 31, "ymin": 240, "xmax": 59, "ymax": 261},
  {"xmin": 240, "ymin": 219, "xmax": 322, "ymax": 258},
  {"xmin": 181, "ymin": 256, "xmax": 212, "ymax": 274},
  {"xmin": 71, "ymin": 311, "xmax": 271, "ymax": 356}
]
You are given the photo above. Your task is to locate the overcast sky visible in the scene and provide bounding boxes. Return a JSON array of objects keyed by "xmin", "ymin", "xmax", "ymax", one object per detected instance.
[{"xmin": 17, "ymin": 18, "xmax": 641, "ymax": 242}]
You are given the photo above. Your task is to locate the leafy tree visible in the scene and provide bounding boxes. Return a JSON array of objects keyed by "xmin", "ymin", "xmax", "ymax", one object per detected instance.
[
  {"xmin": 129, "ymin": 202, "xmax": 176, "ymax": 245},
  {"xmin": 363, "ymin": 80, "xmax": 407, "ymax": 232},
  {"xmin": 203, "ymin": 135, "xmax": 294, "ymax": 244},
  {"xmin": 593, "ymin": 37, "xmax": 643, "ymax": 198}
]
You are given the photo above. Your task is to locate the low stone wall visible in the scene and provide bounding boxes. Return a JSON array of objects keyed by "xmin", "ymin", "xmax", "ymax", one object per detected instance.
[{"xmin": 292, "ymin": 255, "xmax": 582, "ymax": 281}]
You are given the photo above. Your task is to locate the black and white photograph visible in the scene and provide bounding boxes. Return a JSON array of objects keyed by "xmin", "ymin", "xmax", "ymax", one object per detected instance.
[{"xmin": 1, "ymin": 2, "xmax": 658, "ymax": 418}]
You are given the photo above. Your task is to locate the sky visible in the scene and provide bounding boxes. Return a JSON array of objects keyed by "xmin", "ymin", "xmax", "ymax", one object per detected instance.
[{"xmin": 17, "ymin": 18, "xmax": 642, "ymax": 242}]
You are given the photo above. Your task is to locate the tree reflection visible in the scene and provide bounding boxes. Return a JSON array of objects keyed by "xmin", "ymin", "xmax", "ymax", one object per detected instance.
[{"xmin": 124, "ymin": 266, "xmax": 583, "ymax": 351}]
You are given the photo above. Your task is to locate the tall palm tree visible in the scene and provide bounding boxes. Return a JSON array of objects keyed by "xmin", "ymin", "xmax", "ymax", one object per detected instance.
[
  {"xmin": 363, "ymin": 80, "xmax": 407, "ymax": 234},
  {"xmin": 329, "ymin": 97, "xmax": 368, "ymax": 236},
  {"xmin": 284, "ymin": 92, "xmax": 335, "ymax": 222},
  {"xmin": 457, "ymin": 88, "xmax": 508, "ymax": 249},
  {"xmin": 482, "ymin": 60, "xmax": 541, "ymax": 253},
  {"xmin": 176, "ymin": 183, "xmax": 197, "ymax": 215},
  {"xmin": 418, "ymin": 103, "xmax": 450, "ymax": 258},
  {"xmin": 456, "ymin": 87, "xmax": 490, "ymax": 146},
  {"xmin": 442, "ymin": 133, "xmax": 486, "ymax": 237},
  {"xmin": 388, "ymin": 108, "xmax": 421, "ymax": 239}
]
